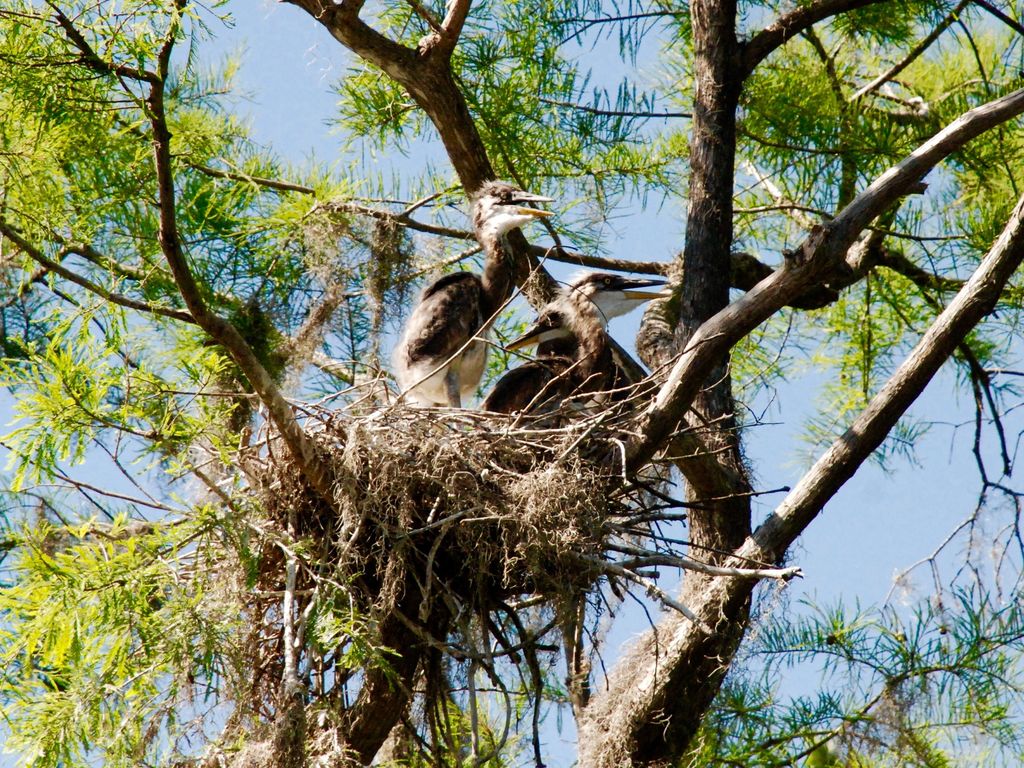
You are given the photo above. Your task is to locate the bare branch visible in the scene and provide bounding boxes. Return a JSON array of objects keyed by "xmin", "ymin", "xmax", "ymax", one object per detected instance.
[
  {"xmin": 320, "ymin": 200, "xmax": 472, "ymax": 240},
  {"xmin": 609, "ymin": 545, "xmax": 803, "ymax": 580},
  {"xmin": 626, "ymin": 87, "xmax": 1024, "ymax": 470},
  {"xmin": 309, "ymin": 350, "xmax": 355, "ymax": 384},
  {"xmin": 849, "ymin": 0, "xmax": 968, "ymax": 102},
  {"xmin": 529, "ymin": 244, "xmax": 669, "ymax": 275},
  {"xmin": 405, "ymin": 0, "xmax": 443, "ymax": 33},
  {"xmin": 574, "ymin": 554, "xmax": 714, "ymax": 633},
  {"xmin": 874, "ymin": 245, "xmax": 969, "ymax": 293}
]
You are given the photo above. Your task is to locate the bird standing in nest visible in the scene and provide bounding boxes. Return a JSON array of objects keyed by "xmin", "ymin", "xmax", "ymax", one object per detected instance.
[
  {"xmin": 481, "ymin": 272, "xmax": 669, "ymax": 414},
  {"xmin": 393, "ymin": 182, "xmax": 554, "ymax": 407}
]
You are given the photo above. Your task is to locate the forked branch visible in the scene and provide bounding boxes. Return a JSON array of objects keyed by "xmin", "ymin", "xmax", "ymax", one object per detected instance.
[
  {"xmin": 626, "ymin": 87, "xmax": 1024, "ymax": 471},
  {"xmin": 746, "ymin": 190, "xmax": 1024, "ymax": 562},
  {"xmin": 579, "ymin": 187, "xmax": 1024, "ymax": 768}
]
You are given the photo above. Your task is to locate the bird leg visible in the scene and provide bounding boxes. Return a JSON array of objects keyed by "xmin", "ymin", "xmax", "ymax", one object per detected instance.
[{"xmin": 444, "ymin": 368, "xmax": 462, "ymax": 408}]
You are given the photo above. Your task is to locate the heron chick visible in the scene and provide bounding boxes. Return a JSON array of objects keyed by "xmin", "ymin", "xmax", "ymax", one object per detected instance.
[
  {"xmin": 393, "ymin": 182, "xmax": 554, "ymax": 407},
  {"xmin": 481, "ymin": 272, "xmax": 669, "ymax": 414}
]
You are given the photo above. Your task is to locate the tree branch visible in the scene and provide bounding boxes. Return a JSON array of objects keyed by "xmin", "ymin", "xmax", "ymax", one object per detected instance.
[
  {"xmin": 626, "ymin": 86, "xmax": 1024, "ymax": 471},
  {"xmin": 874, "ymin": 244, "xmax": 969, "ymax": 293},
  {"xmin": 282, "ymin": 0, "xmax": 420, "ymax": 82},
  {"xmin": 740, "ymin": 0, "xmax": 890, "ymax": 79},
  {"xmin": 435, "ymin": 0, "xmax": 472, "ymax": 57},
  {"xmin": 46, "ymin": 1, "xmax": 159, "ymax": 84},
  {"xmin": 190, "ymin": 162, "xmax": 317, "ymax": 195},
  {"xmin": 972, "ymin": 0, "xmax": 1024, "ymax": 38},
  {"xmin": 579, "ymin": 188, "xmax": 1024, "ymax": 768},
  {"xmin": 748, "ymin": 189, "xmax": 1024, "ymax": 562},
  {"xmin": 0, "ymin": 224, "xmax": 196, "ymax": 324},
  {"xmin": 145, "ymin": 6, "xmax": 336, "ymax": 504},
  {"xmin": 849, "ymin": 0, "xmax": 968, "ymax": 102}
]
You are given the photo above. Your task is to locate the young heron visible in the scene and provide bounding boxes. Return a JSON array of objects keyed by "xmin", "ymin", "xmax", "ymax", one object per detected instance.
[
  {"xmin": 481, "ymin": 272, "xmax": 669, "ymax": 414},
  {"xmin": 393, "ymin": 182, "xmax": 554, "ymax": 407}
]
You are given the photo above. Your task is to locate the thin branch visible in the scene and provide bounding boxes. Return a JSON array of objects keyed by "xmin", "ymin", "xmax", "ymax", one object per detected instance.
[
  {"xmin": 741, "ymin": 0, "xmax": 891, "ymax": 79},
  {"xmin": 849, "ymin": 0, "xmax": 968, "ymax": 102},
  {"xmin": 0, "ymin": 224, "xmax": 196, "ymax": 324},
  {"xmin": 874, "ymin": 245, "xmax": 969, "ymax": 293},
  {"xmin": 742, "ymin": 160, "xmax": 820, "ymax": 229},
  {"xmin": 574, "ymin": 554, "xmax": 714, "ymax": 633},
  {"xmin": 972, "ymin": 0, "xmax": 1024, "ymax": 38},
  {"xmin": 539, "ymin": 96, "xmax": 691, "ymax": 120},
  {"xmin": 190, "ymin": 162, "xmax": 317, "ymax": 195},
  {"xmin": 319, "ymin": 199, "xmax": 472, "ymax": 240},
  {"xmin": 46, "ymin": 1, "xmax": 160, "ymax": 84},
  {"xmin": 608, "ymin": 546, "xmax": 803, "ymax": 581},
  {"xmin": 529, "ymin": 244, "xmax": 669, "ymax": 275},
  {"xmin": 405, "ymin": 0, "xmax": 442, "ymax": 33}
]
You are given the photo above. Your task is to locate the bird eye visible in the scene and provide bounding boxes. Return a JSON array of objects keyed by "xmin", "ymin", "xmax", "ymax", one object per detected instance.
[{"xmin": 603, "ymin": 277, "xmax": 613, "ymax": 286}]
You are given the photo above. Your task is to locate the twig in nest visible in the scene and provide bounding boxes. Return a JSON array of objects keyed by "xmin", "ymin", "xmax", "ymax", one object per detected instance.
[
  {"xmin": 573, "ymin": 554, "xmax": 714, "ymax": 633},
  {"xmin": 607, "ymin": 543, "xmax": 803, "ymax": 581}
]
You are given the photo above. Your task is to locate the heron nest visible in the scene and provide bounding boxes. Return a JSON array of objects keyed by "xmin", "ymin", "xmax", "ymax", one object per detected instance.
[
  {"xmin": 248, "ymin": 402, "xmax": 641, "ymax": 606},
  {"xmin": 223, "ymin": 391, "xmax": 682, "ymax": 765}
]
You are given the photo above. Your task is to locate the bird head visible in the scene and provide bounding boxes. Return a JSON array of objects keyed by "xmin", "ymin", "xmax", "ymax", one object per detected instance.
[
  {"xmin": 567, "ymin": 272, "xmax": 672, "ymax": 324},
  {"xmin": 473, "ymin": 181, "xmax": 554, "ymax": 240},
  {"xmin": 505, "ymin": 308, "xmax": 570, "ymax": 352}
]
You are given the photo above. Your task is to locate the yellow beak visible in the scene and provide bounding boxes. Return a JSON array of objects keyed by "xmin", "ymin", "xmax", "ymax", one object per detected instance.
[{"xmin": 514, "ymin": 206, "xmax": 555, "ymax": 219}]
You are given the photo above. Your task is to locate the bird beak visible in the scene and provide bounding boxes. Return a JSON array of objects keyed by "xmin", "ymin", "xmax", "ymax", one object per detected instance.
[
  {"xmin": 510, "ymin": 191, "xmax": 555, "ymax": 219},
  {"xmin": 513, "ymin": 206, "xmax": 554, "ymax": 219},
  {"xmin": 505, "ymin": 322, "xmax": 567, "ymax": 351},
  {"xmin": 513, "ymin": 192, "xmax": 555, "ymax": 204},
  {"xmin": 620, "ymin": 278, "xmax": 672, "ymax": 301}
]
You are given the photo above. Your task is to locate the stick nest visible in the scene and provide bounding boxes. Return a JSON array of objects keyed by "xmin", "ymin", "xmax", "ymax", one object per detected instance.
[{"xmin": 250, "ymin": 403, "xmax": 630, "ymax": 607}]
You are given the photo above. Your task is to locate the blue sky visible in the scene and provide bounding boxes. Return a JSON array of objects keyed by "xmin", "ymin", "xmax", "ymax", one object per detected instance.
[
  {"xmin": 2, "ymin": 2, "xmax": 1020, "ymax": 765},
  {"xmin": 208, "ymin": 4, "xmax": 1024, "ymax": 763}
]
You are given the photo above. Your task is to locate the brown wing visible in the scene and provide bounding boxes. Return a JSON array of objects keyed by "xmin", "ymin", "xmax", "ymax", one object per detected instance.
[
  {"xmin": 401, "ymin": 273, "xmax": 485, "ymax": 364},
  {"xmin": 481, "ymin": 357, "xmax": 571, "ymax": 414}
]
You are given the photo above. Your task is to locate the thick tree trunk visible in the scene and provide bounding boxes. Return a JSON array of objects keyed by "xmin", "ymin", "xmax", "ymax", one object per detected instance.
[
  {"xmin": 670, "ymin": 0, "xmax": 752, "ymax": 748},
  {"xmin": 584, "ymin": 0, "xmax": 753, "ymax": 762}
]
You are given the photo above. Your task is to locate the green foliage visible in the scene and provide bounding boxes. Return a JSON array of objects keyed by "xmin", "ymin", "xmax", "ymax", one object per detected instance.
[
  {"xmin": 0, "ymin": 514, "xmax": 241, "ymax": 767},
  {"xmin": 687, "ymin": 591, "xmax": 1024, "ymax": 767}
]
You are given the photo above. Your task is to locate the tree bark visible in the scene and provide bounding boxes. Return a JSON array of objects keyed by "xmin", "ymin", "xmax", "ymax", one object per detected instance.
[
  {"xmin": 613, "ymin": 0, "xmax": 755, "ymax": 761},
  {"xmin": 581, "ymin": 189, "xmax": 1024, "ymax": 768}
]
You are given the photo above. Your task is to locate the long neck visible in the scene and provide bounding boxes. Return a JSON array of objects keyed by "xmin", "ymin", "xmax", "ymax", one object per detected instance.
[
  {"xmin": 479, "ymin": 232, "xmax": 514, "ymax": 317},
  {"xmin": 569, "ymin": 298, "xmax": 612, "ymax": 385},
  {"xmin": 538, "ymin": 334, "xmax": 578, "ymax": 358}
]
